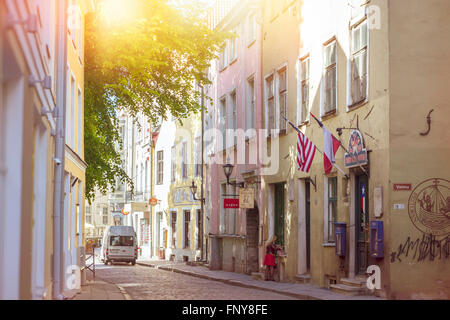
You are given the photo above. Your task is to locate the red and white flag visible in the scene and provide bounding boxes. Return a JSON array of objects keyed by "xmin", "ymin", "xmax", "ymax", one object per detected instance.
[
  {"xmin": 322, "ymin": 126, "xmax": 340, "ymax": 174},
  {"xmin": 297, "ymin": 131, "xmax": 316, "ymax": 173}
]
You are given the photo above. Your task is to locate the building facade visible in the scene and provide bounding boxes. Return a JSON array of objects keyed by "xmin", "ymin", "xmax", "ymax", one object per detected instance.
[
  {"xmin": 205, "ymin": 0, "xmax": 450, "ymax": 299},
  {"xmin": 207, "ymin": 0, "xmax": 266, "ymax": 274},
  {"xmin": 0, "ymin": 0, "xmax": 93, "ymax": 300}
]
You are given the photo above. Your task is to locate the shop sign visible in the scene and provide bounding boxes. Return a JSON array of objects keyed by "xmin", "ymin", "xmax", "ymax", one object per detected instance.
[
  {"xmin": 344, "ymin": 130, "xmax": 368, "ymax": 168},
  {"xmin": 393, "ymin": 184, "xmax": 412, "ymax": 191},
  {"xmin": 224, "ymin": 198, "xmax": 239, "ymax": 209},
  {"xmin": 149, "ymin": 198, "xmax": 158, "ymax": 206},
  {"xmin": 239, "ymin": 188, "xmax": 255, "ymax": 209}
]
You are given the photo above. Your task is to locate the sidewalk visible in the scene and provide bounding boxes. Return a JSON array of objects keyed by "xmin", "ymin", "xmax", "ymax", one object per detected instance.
[
  {"xmin": 72, "ymin": 272, "xmax": 129, "ymax": 300},
  {"xmin": 137, "ymin": 259, "xmax": 383, "ymax": 300}
]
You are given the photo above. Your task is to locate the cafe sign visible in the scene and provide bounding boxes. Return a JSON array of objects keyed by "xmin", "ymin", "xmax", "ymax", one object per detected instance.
[
  {"xmin": 239, "ymin": 188, "xmax": 255, "ymax": 209},
  {"xmin": 344, "ymin": 130, "xmax": 368, "ymax": 168}
]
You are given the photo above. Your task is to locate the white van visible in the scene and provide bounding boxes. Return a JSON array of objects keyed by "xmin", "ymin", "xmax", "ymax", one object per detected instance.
[{"xmin": 101, "ymin": 226, "xmax": 137, "ymax": 265}]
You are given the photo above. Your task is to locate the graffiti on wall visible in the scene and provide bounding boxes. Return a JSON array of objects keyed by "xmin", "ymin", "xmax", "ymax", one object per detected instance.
[{"xmin": 390, "ymin": 233, "xmax": 450, "ymax": 263}]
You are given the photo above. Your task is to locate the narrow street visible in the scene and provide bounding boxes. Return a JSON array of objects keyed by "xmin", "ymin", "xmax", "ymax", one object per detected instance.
[{"xmin": 93, "ymin": 264, "xmax": 298, "ymax": 300}]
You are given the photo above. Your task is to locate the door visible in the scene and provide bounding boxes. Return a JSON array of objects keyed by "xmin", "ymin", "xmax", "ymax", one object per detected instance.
[
  {"xmin": 246, "ymin": 205, "xmax": 259, "ymax": 274},
  {"xmin": 356, "ymin": 174, "xmax": 369, "ymax": 274},
  {"xmin": 274, "ymin": 183, "xmax": 285, "ymax": 247},
  {"xmin": 305, "ymin": 181, "xmax": 311, "ymax": 272}
]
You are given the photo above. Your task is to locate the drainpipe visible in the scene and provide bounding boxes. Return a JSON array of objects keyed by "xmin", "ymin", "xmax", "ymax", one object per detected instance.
[{"xmin": 53, "ymin": 0, "xmax": 68, "ymax": 300}]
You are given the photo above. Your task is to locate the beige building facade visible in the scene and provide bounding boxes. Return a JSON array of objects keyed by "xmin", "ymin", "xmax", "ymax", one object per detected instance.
[{"xmin": 260, "ymin": 0, "xmax": 450, "ymax": 299}]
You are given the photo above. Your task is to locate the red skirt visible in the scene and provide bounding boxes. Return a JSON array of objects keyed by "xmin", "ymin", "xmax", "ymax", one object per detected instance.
[{"xmin": 264, "ymin": 253, "xmax": 276, "ymax": 266}]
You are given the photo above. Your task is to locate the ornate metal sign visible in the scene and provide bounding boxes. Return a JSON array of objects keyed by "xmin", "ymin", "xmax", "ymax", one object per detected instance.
[{"xmin": 344, "ymin": 130, "xmax": 368, "ymax": 168}]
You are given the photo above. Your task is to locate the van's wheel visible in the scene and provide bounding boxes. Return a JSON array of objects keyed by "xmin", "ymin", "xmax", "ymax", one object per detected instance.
[{"xmin": 131, "ymin": 260, "xmax": 136, "ymax": 266}]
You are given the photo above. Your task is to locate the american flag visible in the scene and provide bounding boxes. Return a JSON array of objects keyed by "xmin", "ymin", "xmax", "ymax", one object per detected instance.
[
  {"xmin": 282, "ymin": 116, "xmax": 316, "ymax": 173},
  {"xmin": 296, "ymin": 131, "xmax": 316, "ymax": 173}
]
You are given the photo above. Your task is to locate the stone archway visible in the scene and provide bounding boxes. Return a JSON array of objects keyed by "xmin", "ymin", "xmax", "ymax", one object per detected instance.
[{"xmin": 246, "ymin": 202, "xmax": 259, "ymax": 274}]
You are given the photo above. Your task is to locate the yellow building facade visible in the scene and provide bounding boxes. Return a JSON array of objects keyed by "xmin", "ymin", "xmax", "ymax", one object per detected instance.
[
  {"xmin": 167, "ymin": 114, "xmax": 204, "ymax": 262},
  {"xmin": 261, "ymin": 0, "xmax": 450, "ymax": 299}
]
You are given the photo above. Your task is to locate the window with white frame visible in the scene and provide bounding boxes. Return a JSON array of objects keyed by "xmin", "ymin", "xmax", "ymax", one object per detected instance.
[
  {"xmin": 171, "ymin": 145, "xmax": 176, "ymax": 182},
  {"xmin": 77, "ymin": 88, "xmax": 82, "ymax": 153},
  {"xmin": 266, "ymin": 75, "xmax": 275, "ymax": 133},
  {"xmin": 70, "ymin": 75, "xmax": 75, "ymax": 149},
  {"xmin": 247, "ymin": 13, "xmax": 257, "ymax": 45},
  {"xmin": 229, "ymin": 29, "xmax": 238, "ymax": 63},
  {"xmin": 246, "ymin": 77, "xmax": 255, "ymax": 130},
  {"xmin": 219, "ymin": 97, "xmax": 227, "ymax": 148},
  {"xmin": 300, "ymin": 56, "xmax": 310, "ymax": 123},
  {"xmin": 194, "ymin": 136, "xmax": 202, "ymax": 177},
  {"xmin": 349, "ymin": 20, "xmax": 368, "ymax": 106},
  {"xmin": 325, "ymin": 177, "xmax": 338, "ymax": 243},
  {"xmin": 181, "ymin": 141, "xmax": 188, "ymax": 179},
  {"xmin": 219, "ymin": 44, "xmax": 228, "ymax": 70},
  {"xmin": 323, "ymin": 40, "xmax": 337, "ymax": 114},
  {"xmin": 277, "ymin": 67, "xmax": 287, "ymax": 131},
  {"xmin": 227, "ymin": 91, "xmax": 237, "ymax": 147},
  {"xmin": 157, "ymin": 150, "xmax": 164, "ymax": 185}
]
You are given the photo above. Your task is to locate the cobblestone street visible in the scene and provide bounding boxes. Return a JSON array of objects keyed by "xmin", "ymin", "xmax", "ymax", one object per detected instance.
[{"xmin": 93, "ymin": 264, "xmax": 298, "ymax": 300}]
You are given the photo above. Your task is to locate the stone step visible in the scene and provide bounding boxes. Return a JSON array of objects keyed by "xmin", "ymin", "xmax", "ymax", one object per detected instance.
[
  {"xmin": 251, "ymin": 272, "xmax": 265, "ymax": 280},
  {"xmin": 340, "ymin": 277, "xmax": 367, "ymax": 288},
  {"xmin": 295, "ymin": 274, "xmax": 312, "ymax": 284},
  {"xmin": 330, "ymin": 284, "xmax": 364, "ymax": 296}
]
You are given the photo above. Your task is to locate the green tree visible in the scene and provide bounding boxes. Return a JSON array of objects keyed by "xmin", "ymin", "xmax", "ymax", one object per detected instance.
[{"xmin": 84, "ymin": 0, "xmax": 227, "ymax": 202}]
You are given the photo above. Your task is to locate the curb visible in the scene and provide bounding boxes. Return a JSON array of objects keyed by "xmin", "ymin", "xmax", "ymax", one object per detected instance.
[{"xmin": 137, "ymin": 262, "xmax": 322, "ymax": 300}]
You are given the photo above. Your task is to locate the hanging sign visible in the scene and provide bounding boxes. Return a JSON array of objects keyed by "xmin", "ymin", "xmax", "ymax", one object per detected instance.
[
  {"xmin": 224, "ymin": 198, "xmax": 239, "ymax": 209},
  {"xmin": 132, "ymin": 202, "xmax": 149, "ymax": 212},
  {"xmin": 239, "ymin": 188, "xmax": 255, "ymax": 209},
  {"xmin": 149, "ymin": 198, "xmax": 158, "ymax": 206},
  {"xmin": 122, "ymin": 204, "xmax": 131, "ymax": 216},
  {"xmin": 344, "ymin": 130, "xmax": 368, "ymax": 168}
]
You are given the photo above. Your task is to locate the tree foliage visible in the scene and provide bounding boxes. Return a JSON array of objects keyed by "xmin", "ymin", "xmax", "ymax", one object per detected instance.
[{"xmin": 84, "ymin": 0, "xmax": 227, "ymax": 202}]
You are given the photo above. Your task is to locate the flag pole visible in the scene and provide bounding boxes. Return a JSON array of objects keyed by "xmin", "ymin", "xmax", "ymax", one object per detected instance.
[
  {"xmin": 309, "ymin": 112, "xmax": 368, "ymax": 178},
  {"xmin": 282, "ymin": 115, "xmax": 348, "ymax": 177}
]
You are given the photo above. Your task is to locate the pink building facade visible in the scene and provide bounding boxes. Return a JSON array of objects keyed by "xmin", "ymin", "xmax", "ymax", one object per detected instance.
[{"xmin": 205, "ymin": 1, "xmax": 266, "ymax": 275}]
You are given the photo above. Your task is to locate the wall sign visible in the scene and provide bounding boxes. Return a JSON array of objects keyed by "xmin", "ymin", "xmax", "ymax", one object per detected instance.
[
  {"xmin": 394, "ymin": 184, "xmax": 412, "ymax": 191},
  {"xmin": 239, "ymin": 188, "xmax": 255, "ymax": 209},
  {"xmin": 344, "ymin": 130, "xmax": 368, "ymax": 168},
  {"xmin": 224, "ymin": 198, "xmax": 239, "ymax": 209}
]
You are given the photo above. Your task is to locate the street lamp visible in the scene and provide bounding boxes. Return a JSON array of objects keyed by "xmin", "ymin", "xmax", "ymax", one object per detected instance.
[
  {"xmin": 222, "ymin": 163, "xmax": 245, "ymax": 188},
  {"xmin": 190, "ymin": 180, "xmax": 205, "ymax": 203}
]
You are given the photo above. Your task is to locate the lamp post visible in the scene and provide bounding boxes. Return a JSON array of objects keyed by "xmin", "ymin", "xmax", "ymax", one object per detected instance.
[{"xmin": 222, "ymin": 163, "xmax": 245, "ymax": 188}]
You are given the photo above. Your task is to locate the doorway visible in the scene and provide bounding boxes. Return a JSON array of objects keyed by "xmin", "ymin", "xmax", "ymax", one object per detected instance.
[
  {"xmin": 355, "ymin": 174, "xmax": 369, "ymax": 275},
  {"xmin": 274, "ymin": 183, "xmax": 285, "ymax": 247},
  {"xmin": 298, "ymin": 179, "xmax": 311, "ymax": 275},
  {"xmin": 246, "ymin": 204, "xmax": 259, "ymax": 274}
]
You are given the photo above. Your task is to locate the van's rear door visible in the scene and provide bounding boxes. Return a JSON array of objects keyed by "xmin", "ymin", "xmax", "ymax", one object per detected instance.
[{"xmin": 109, "ymin": 235, "xmax": 135, "ymax": 257}]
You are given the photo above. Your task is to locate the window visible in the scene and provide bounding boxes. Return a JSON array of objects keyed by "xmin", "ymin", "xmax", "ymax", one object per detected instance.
[
  {"xmin": 109, "ymin": 236, "xmax": 134, "ymax": 247},
  {"xmin": 145, "ymin": 161, "xmax": 148, "ymax": 192},
  {"xmin": 219, "ymin": 44, "xmax": 228, "ymax": 70},
  {"xmin": 327, "ymin": 177, "xmax": 338, "ymax": 243},
  {"xmin": 227, "ymin": 91, "xmax": 237, "ymax": 146},
  {"xmin": 350, "ymin": 20, "xmax": 368, "ymax": 106},
  {"xmin": 246, "ymin": 77, "xmax": 255, "ymax": 130},
  {"xmin": 102, "ymin": 207, "xmax": 108, "ymax": 225},
  {"xmin": 184, "ymin": 210, "xmax": 190, "ymax": 249},
  {"xmin": 220, "ymin": 183, "xmax": 226, "ymax": 234},
  {"xmin": 323, "ymin": 40, "xmax": 337, "ymax": 114},
  {"xmin": 171, "ymin": 211, "xmax": 177, "ymax": 248},
  {"xmin": 278, "ymin": 67, "xmax": 287, "ymax": 131},
  {"xmin": 171, "ymin": 146, "xmax": 176, "ymax": 182},
  {"xmin": 219, "ymin": 97, "xmax": 227, "ymax": 148},
  {"xmin": 194, "ymin": 137, "xmax": 202, "ymax": 177},
  {"xmin": 70, "ymin": 75, "xmax": 75, "ymax": 148},
  {"xmin": 157, "ymin": 150, "xmax": 164, "ymax": 185},
  {"xmin": 181, "ymin": 142, "xmax": 188, "ymax": 179},
  {"xmin": 247, "ymin": 13, "xmax": 257, "ymax": 45},
  {"xmin": 300, "ymin": 57, "xmax": 310, "ymax": 123},
  {"xmin": 77, "ymin": 88, "xmax": 82, "ymax": 153},
  {"xmin": 196, "ymin": 210, "xmax": 203, "ymax": 250},
  {"xmin": 229, "ymin": 29, "xmax": 238, "ymax": 63},
  {"xmin": 266, "ymin": 75, "xmax": 275, "ymax": 132},
  {"xmin": 227, "ymin": 185, "xmax": 237, "ymax": 234}
]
